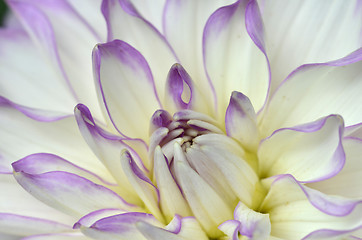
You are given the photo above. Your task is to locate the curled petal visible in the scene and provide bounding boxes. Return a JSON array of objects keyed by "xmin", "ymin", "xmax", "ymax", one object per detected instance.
[
  {"xmin": 258, "ymin": 115, "xmax": 345, "ymax": 183},
  {"xmin": 164, "ymin": 64, "xmax": 210, "ymax": 114}
]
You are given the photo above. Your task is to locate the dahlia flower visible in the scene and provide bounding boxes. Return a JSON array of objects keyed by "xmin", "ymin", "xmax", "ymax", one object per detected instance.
[{"xmin": 1, "ymin": 0, "xmax": 362, "ymax": 239}]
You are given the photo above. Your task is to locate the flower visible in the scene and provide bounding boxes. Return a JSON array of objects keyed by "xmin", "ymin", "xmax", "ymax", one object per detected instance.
[{"xmin": 1, "ymin": 0, "xmax": 362, "ymax": 239}]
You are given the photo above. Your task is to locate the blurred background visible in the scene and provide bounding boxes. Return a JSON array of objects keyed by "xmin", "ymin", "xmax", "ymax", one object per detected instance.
[{"xmin": 0, "ymin": 0, "xmax": 8, "ymax": 26}]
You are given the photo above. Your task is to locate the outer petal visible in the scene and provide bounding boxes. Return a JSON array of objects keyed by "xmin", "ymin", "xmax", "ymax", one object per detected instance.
[
  {"xmin": 129, "ymin": 0, "xmax": 165, "ymax": 32},
  {"xmin": 102, "ymin": 0, "xmax": 177, "ymax": 98},
  {"xmin": 308, "ymin": 138, "xmax": 362, "ymax": 198},
  {"xmin": 0, "ymin": 106, "xmax": 109, "ymax": 179},
  {"xmin": 345, "ymin": 123, "xmax": 362, "ymax": 139},
  {"xmin": 258, "ymin": 115, "xmax": 345, "ymax": 182},
  {"xmin": 0, "ymin": 174, "xmax": 75, "ymax": 228},
  {"xmin": 260, "ymin": 175, "xmax": 362, "ymax": 239},
  {"xmin": 7, "ymin": 0, "xmax": 106, "ymax": 122},
  {"xmin": 12, "ymin": 169, "xmax": 139, "ymax": 218},
  {"xmin": 164, "ymin": 0, "xmax": 236, "ymax": 110},
  {"xmin": 93, "ymin": 40, "xmax": 161, "ymax": 140},
  {"xmin": 21, "ymin": 233, "xmax": 90, "ymax": 240},
  {"xmin": 259, "ymin": 49, "xmax": 362, "ymax": 136},
  {"xmin": 259, "ymin": 0, "xmax": 362, "ymax": 92},
  {"xmin": 0, "ymin": 29, "xmax": 76, "ymax": 120},
  {"xmin": 0, "ymin": 213, "xmax": 71, "ymax": 236},
  {"xmin": 203, "ymin": 0, "xmax": 270, "ymax": 116}
]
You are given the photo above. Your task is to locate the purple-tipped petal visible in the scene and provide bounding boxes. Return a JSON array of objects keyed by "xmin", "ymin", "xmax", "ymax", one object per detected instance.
[
  {"xmin": 260, "ymin": 0, "xmax": 362, "ymax": 93},
  {"xmin": 225, "ymin": 91, "xmax": 259, "ymax": 151},
  {"xmin": 93, "ymin": 40, "xmax": 161, "ymax": 140},
  {"xmin": 203, "ymin": 0, "xmax": 270, "ymax": 116},
  {"xmin": 101, "ymin": 0, "xmax": 177, "ymax": 98},
  {"xmin": 258, "ymin": 115, "xmax": 345, "ymax": 183},
  {"xmin": 120, "ymin": 151, "xmax": 163, "ymax": 222},
  {"xmin": 260, "ymin": 174, "xmax": 362, "ymax": 239},
  {"xmin": 260, "ymin": 48, "xmax": 362, "ymax": 137},
  {"xmin": 79, "ymin": 212, "xmax": 163, "ymax": 240},
  {"xmin": 75, "ymin": 104, "xmax": 147, "ymax": 204},
  {"xmin": 12, "ymin": 169, "xmax": 139, "ymax": 218},
  {"xmin": 0, "ymin": 29, "xmax": 76, "ymax": 120},
  {"xmin": 308, "ymin": 138, "xmax": 362, "ymax": 198},
  {"xmin": 149, "ymin": 110, "xmax": 172, "ymax": 135},
  {"xmin": 7, "ymin": 0, "xmax": 107, "ymax": 122},
  {"xmin": 218, "ymin": 220, "xmax": 240, "ymax": 240},
  {"xmin": 302, "ymin": 225, "xmax": 362, "ymax": 240},
  {"xmin": 0, "ymin": 105, "xmax": 107, "ymax": 176}
]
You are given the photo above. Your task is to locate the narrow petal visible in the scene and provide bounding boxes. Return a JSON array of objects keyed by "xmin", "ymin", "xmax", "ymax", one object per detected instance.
[
  {"xmin": 302, "ymin": 225, "xmax": 362, "ymax": 240},
  {"xmin": 153, "ymin": 147, "xmax": 192, "ymax": 222},
  {"xmin": 225, "ymin": 91, "xmax": 259, "ymax": 151},
  {"xmin": 0, "ymin": 106, "xmax": 108, "ymax": 179},
  {"xmin": 164, "ymin": 64, "xmax": 210, "ymax": 115},
  {"xmin": 203, "ymin": 0, "xmax": 269, "ymax": 116},
  {"xmin": 260, "ymin": 0, "xmax": 362, "ymax": 92},
  {"xmin": 101, "ymin": 0, "xmax": 177, "ymax": 97},
  {"xmin": 0, "ymin": 29, "xmax": 76, "ymax": 119},
  {"xmin": 120, "ymin": 151, "xmax": 163, "ymax": 222},
  {"xmin": 74, "ymin": 209, "xmax": 126, "ymax": 229},
  {"xmin": 93, "ymin": 40, "xmax": 161, "ymax": 140},
  {"xmin": 258, "ymin": 115, "xmax": 345, "ymax": 182},
  {"xmin": 8, "ymin": 0, "xmax": 106, "ymax": 122},
  {"xmin": 218, "ymin": 220, "xmax": 240, "ymax": 240},
  {"xmin": 173, "ymin": 143, "xmax": 233, "ymax": 238},
  {"xmin": 260, "ymin": 175, "xmax": 362, "ymax": 239},
  {"xmin": 0, "ymin": 213, "xmax": 71, "ymax": 236},
  {"xmin": 12, "ymin": 169, "xmax": 139, "ymax": 218},
  {"xmin": 308, "ymin": 138, "xmax": 362, "ymax": 198},
  {"xmin": 260, "ymin": 49, "xmax": 362, "ymax": 137},
  {"xmin": 345, "ymin": 123, "xmax": 362, "ymax": 139}
]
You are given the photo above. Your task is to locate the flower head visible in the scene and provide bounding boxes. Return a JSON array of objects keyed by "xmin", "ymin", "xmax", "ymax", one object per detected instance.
[{"xmin": 1, "ymin": 0, "xmax": 362, "ymax": 239}]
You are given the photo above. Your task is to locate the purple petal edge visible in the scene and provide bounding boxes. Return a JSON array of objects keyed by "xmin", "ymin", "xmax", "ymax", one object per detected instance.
[{"xmin": 301, "ymin": 224, "xmax": 362, "ymax": 240}]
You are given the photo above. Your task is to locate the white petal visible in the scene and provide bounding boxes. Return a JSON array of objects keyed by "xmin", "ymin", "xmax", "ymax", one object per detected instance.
[
  {"xmin": 0, "ymin": 29, "xmax": 76, "ymax": 119},
  {"xmin": 0, "ymin": 106, "xmax": 109, "ymax": 180},
  {"xmin": 345, "ymin": 123, "xmax": 362, "ymax": 139},
  {"xmin": 0, "ymin": 174, "xmax": 75, "ymax": 225},
  {"xmin": 258, "ymin": 115, "xmax": 345, "ymax": 182},
  {"xmin": 260, "ymin": 0, "xmax": 362, "ymax": 93},
  {"xmin": 22, "ymin": 233, "xmax": 90, "ymax": 240},
  {"xmin": 93, "ymin": 40, "xmax": 161, "ymax": 140},
  {"xmin": 8, "ymin": 0, "xmax": 106, "ymax": 122},
  {"xmin": 173, "ymin": 143, "xmax": 233, "ymax": 238},
  {"xmin": 203, "ymin": 0, "xmax": 269, "ymax": 116},
  {"xmin": 129, "ymin": 0, "xmax": 165, "ymax": 32},
  {"xmin": 102, "ymin": 0, "xmax": 177, "ymax": 98},
  {"xmin": 153, "ymin": 147, "xmax": 192, "ymax": 222},
  {"xmin": 260, "ymin": 49, "xmax": 362, "ymax": 137},
  {"xmin": 308, "ymin": 138, "xmax": 362, "ymax": 198}
]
